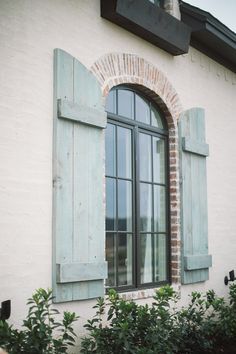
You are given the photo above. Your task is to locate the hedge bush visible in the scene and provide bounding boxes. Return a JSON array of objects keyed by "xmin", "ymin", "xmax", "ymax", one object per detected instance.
[
  {"xmin": 0, "ymin": 288, "xmax": 78, "ymax": 354},
  {"xmin": 1, "ymin": 285, "xmax": 236, "ymax": 353},
  {"xmin": 81, "ymin": 285, "xmax": 236, "ymax": 354}
]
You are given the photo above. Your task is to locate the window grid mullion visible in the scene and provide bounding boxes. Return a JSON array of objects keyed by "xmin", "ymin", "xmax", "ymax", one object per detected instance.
[
  {"xmin": 135, "ymin": 125, "xmax": 141, "ymax": 287},
  {"xmin": 131, "ymin": 124, "xmax": 136, "ymax": 288},
  {"xmin": 151, "ymin": 135, "xmax": 155, "ymax": 283},
  {"xmin": 115, "ymin": 125, "xmax": 119, "ymax": 287},
  {"xmin": 106, "ymin": 175, "xmax": 133, "ymax": 182}
]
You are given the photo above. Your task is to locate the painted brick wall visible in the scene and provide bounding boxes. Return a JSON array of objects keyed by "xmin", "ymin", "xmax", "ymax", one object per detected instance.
[{"xmin": 0, "ymin": 0, "xmax": 236, "ymax": 336}]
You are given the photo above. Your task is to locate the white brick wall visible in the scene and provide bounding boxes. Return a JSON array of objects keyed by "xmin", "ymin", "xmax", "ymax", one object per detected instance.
[{"xmin": 0, "ymin": 0, "xmax": 236, "ymax": 337}]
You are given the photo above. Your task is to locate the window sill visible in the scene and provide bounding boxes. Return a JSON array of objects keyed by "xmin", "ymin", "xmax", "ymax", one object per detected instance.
[{"xmin": 118, "ymin": 283, "xmax": 181, "ymax": 301}]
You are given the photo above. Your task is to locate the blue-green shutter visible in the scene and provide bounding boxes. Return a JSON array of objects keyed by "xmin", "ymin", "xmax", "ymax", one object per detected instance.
[
  {"xmin": 53, "ymin": 49, "xmax": 107, "ymax": 302},
  {"xmin": 179, "ymin": 108, "xmax": 212, "ymax": 284}
]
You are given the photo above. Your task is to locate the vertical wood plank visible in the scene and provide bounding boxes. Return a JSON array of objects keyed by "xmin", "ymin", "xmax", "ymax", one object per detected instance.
[
  {"xmin": 73, "ymin": 59, "xmax": 103, "ymax": 109},
  {"xmin": 87, "ymin": 127, "xmax": 105, "ymax": 298},
  {"xmin": 72, "ymin": 123, "xmax": 90, "ymax": 299},
  {"xmin": 53, "ymin": 49, "xmax": 74, "ymax": 302},
  {"xmin": 72, "ymin": 58, "xmax": 106, "ymax": 300},
  {"xmin": 56, "ymin": 122, "xmax": 74, "ymax": 301},
  {"xmin": 179, "ymin": 108, "xmax": 210, "ymax": 284}
]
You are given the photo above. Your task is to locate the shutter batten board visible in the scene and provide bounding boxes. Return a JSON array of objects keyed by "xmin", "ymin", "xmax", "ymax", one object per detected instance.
[
  {"xmin": 182, "ymin": 137, "xmax": 209, "ymax": 156},
  {"xmin": 57, "ymin": 262, "xmax": 108, "ymax": 283},
  {"xmin": 53, "ymin": 49, "xmax": 74, "ymax": 302},
  {"xmin": 53, "ymin": 49, "xmax": 107, "ymax": 302},
  {"xmin": 58, "ymin": 99, "xmax": 107, "ymax": 128},
  {"xmin": 184, "ymin": 255, "xmax": 212, "ymax": 270},
  {"xmin": 179, "ymin": 107, "xmax": 212, "ymax": 284}
]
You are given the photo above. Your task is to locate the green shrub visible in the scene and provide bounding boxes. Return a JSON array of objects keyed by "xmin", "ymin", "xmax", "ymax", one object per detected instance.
[
  {"xmin": 81, "ymin": 285, "xmax": 180, "ymax": 354},
  {"xmin": 211, "ymin": 283, "xmax": 236, "ymax": 347},
  {"xmin": 0, "ymin": 288, "xmax": 78, "ymax": 354},
  {"xmin": 174, "ymin": 290, "xmax": 220, "ymax": 353},
  {"xmin": 2, "ymin": 285, "xmax": 236, "ymax": 353},
  {"xmin": 81, "ymin": 284, "xmax": 236, "ymax": 354}
]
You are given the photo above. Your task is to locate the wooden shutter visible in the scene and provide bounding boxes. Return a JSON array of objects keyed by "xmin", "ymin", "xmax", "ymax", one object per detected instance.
[
  {"xmin": 52, "ymin": 49, "xmax": 107, "ymax": 302},
  {"xmin": 179, "ymin": 108, "xmax": 212, "ymax": 284}
]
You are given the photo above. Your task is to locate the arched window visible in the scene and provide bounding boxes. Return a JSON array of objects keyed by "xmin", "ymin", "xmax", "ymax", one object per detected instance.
[{"xmin": 105, "ymin": 86, "xmax": 169, "ymax": 291}]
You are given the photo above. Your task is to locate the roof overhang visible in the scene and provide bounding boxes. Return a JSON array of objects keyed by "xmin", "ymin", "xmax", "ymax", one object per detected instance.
[
  {"xmin": 180, "ymin": 1, "xmax": 236, "ymax": 72},
  {"xmin": 101, "ymin": 0, "xmax": 191, "ymax": 55}
]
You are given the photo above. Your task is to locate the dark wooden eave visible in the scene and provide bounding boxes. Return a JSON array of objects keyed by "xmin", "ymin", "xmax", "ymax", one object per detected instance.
[
  {"xmin": 101, "ymin": 0, "xmax": 191, "ymax": 55},
  {"xmin": 180, "ymin": 1, "xmax": 236, "ymax": 73}
]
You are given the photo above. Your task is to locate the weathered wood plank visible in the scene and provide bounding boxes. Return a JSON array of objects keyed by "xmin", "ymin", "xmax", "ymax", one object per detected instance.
[
  {"xmin": 58, "ymin": 99, "xmax": 107, "ymax": 128},
  {"xmin": 87, "ymin": 127, "xmax": 106, "ymax": 299},
  {"xmin": 184, "ymin": 255, "xmax": 212, "ymax": 270},
  {"xmin": 53, "ymin": 49, "xmax": 74, "ymax": 302},
  {"xmin": 182, "ymin": 137, "xmax": 209, "ymax": 156},
  {"xmin": 57, "ymin": 262, "xmax": 108, "ymax": 283}
]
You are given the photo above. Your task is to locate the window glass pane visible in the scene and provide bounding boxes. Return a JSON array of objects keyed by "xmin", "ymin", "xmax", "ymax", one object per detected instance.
[
  {"xmin": 118, "ymin": 234, "xmax": 133, "ymax": 286},
  {"xmin": 154, "ymin": 185, "xmax": 166, "ymax": 232},
  {"xmin": 118, "ymin": 89, "xmax": 134, "ymax": 119},
  {"xmin": 151, "ymin": 106, "xmax": 164, "ymax": 129},
  {"xmin": 139, "ymin": 133, "xmax": 152, "ymax": 182},
  {"xmin": 140, "ymin": 234, "xmax": 152, "ymax": 284},
  {"xmin": 153, "ymin": 136, "xmax": 165, "ymax": 184},
  {"xmin": 140, "ymin": 183, "xmax": 152, "ymax": 232},
  {"xmin": 106, "ymin": 233, "xmax": 116, "ymax": 287},
  {"xmin": 135, "ymin": 94, "xmax": 150, "ymax": 125},
  {"xmin": 105, "ymin": 123, "xmax": 116, "ymax": 177},
  {"xmin": 118, "ymin": 180, "xmax": 132, "ymax": 232},
  {"xmin": 106, "ymin": 178, "xmax": 116, "ymax": 231},
  {"xmin": 105, "ymin": 90, "xmax": 116, "ymax": 114},
  {"xmin": 117, "ymin": 126, "xmax": 132, "ymax": 179},
  {"xmin": 154, "ymin": 234, "xmax": 167, "ymax": 282}
]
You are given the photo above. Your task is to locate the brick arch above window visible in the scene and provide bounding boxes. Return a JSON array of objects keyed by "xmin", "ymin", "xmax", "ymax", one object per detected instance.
[
  {"xmin": 90, "ymin": 53, "xmax": 182, "ymax": 285},
  {"xmin": 90, "ymin": 53, "xmax": 182, "ymax": 127}
]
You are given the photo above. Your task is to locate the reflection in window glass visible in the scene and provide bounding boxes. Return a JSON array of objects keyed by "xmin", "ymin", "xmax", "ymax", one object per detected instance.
[
  {"xmin": 136, "ymin": 94, "xmax": 150, "ymax": 124},
  {"xmin": 153, "ymin": 137, "xmax": 165, "ymax": 183},
  {"xmin": 151, "ymin": 106, "xmax": 164, "ymax": 129},
  {"xmin": 118, "ymin": 89, "xmax": 134, "ymax": 119},
  {"xmin": 140, "ymin": 183, "xmax": 152, "ymax": 232},
  {"xmin": 106, "ymin": 90, "xmax": 116, "ymax": 114},
  {"xmin": 106, "ymin": 233, "xmax": 116, "ymax": 287},
  {"xmin": 154, "ymin": 185, "xmax": 166, "ymax": 232},
  {"xmin": 105, "ymin": 123, "xmax": 116, "ymax": 177},
  {"xmin": 139, "ymin": 133, "xmax": 152, "ymax": 182},
  {"xmin": 148, "ymin": 0, "xmax": 162, "ymax": 6},
  {"xmin": 140, "ymin": 234, "xmax": 152, "ymax": 284},
  {"xmin": 117, "ymin": 126, "xmax": 132, "ymax": 179},
  {"xmin": 118, "ymin": 234, "xmax": 133, "ymax": 286},
  {"xmin": 118, "ymin": 180, "xmax": 132, "ymax": 232},
  {"xmin": 106, "ymin": 178, "xmax": 116, "ymax": 231},
  {"xmin": 154, "ymin": 234, "xmax": 167, "ymax": 282}
]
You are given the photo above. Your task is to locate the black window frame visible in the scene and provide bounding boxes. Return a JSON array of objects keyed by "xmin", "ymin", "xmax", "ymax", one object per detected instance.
[{"xmin": 105, "ymin": 86, "xmax": 171, "ymax": 292}]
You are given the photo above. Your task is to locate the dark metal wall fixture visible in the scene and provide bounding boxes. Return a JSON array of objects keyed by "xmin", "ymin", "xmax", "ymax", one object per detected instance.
[
  {"xmin": 0, "ymin": 300, "xmax": 11, "ymax": 320},
  {"xmin": 101, "ymin": 0, "xmax": 191, "ymax": 55},
  {"xmin": 224, "ymin": 270, "xmax": 236, "ymax": 286}
]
